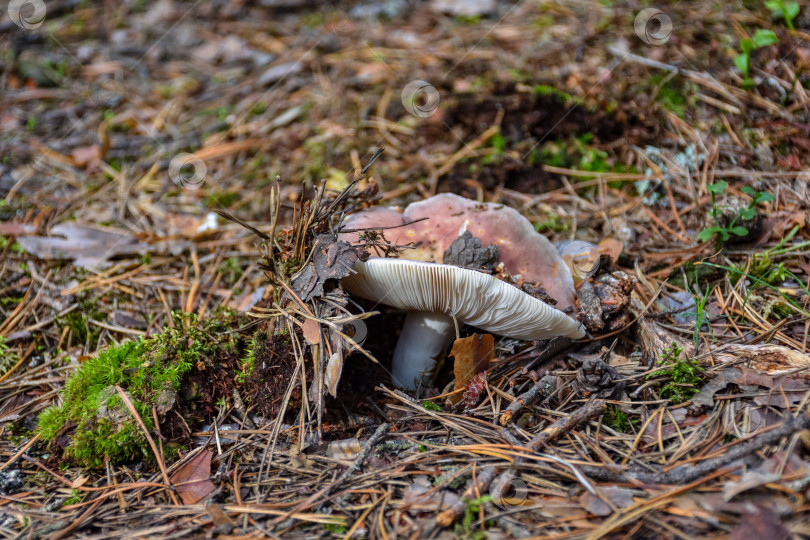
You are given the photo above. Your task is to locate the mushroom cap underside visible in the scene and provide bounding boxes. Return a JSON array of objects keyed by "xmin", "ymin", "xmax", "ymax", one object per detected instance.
[{"xmin": 342, "ymin": 258, "xmax": 585, "ymax": 340}]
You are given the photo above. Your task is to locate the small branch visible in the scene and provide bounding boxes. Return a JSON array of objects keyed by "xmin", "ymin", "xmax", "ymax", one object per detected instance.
[
  {"xmin": 328, "ymin": 422, "xmax": 390, "ymax": 495},
  {"xmin": 529, "ymin": 399, "xmax": 607, "ymax": 452},
  {"xmin": 435, "ymin": 465, "xmax": 498, "ymax": 527},
  {"xmin": 500, "ymin": 375, "xmax": 559, "ymax": 426},
  {"xmin": 578, "ymin": 410, "xmax": 810, "ymax": 484},
  {"xmin": 115, "ymin": 385, "xmax": 179, "ymax": 505}
]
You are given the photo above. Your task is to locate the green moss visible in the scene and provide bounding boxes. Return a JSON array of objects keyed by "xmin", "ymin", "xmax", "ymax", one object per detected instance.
[
  {"xmin": 38, "ymin": 311, "xmax": 243, "ymax": 467},
  {"xmin": 540, "ymin": 133, "xmax": 635, "ymax": 181},
  {"xmin": 219, "ymin": 257, "xmax": 244, "ymax": 285},
  {"xmin": 533, "ymin": 214, "xmax": 569, "ymax": 233},
  {"xmin": 0, "ymin": 236, "xmax": 25, "ymax": 254},
  {"xmin": 732, "ymin": 252, "xmax": 788, "ymax": 287},
  {"xmin": 604, "ymin": 405, "xmax": 637, "ymax": 433},
  {"xmin": 646, "ymin": 343, "xmax": 705, "ymax": 403},
  {"xmin": 533, "ymin": 84, "xmax": 577, "ymax": 107},
  {"xmin": 0, "ymin": 337, "xmax": 17, "ymax": 377},
  {"xmin": 236, "ymin": 331, "xmax": 262, "ymax": 385},
  {"xmin": 421, "ymin": 400, "xmax": 442, "ymax": 412},
  {"xmin": 58, "ymin": 311, "xmax": 101, "ymax": 350},
  {"xmin": 37, "ymin": 339, "xmax": 153, "ymax": 466},
  {"xmin": 644, "ymin": 73, "xmax": 694, "ymax": 119},
  {"xmin": 62, "ymin": 489, "xmax": 83, "ymax": 506},
  {"xmin": 453, "ymin": 14, "xmax": 483, "ymax": 25}
]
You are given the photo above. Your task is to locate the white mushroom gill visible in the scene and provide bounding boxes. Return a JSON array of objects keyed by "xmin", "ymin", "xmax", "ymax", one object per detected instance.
[{"xmin": 342, "ymin": 259, "xmax": 585, "ymax": 390}]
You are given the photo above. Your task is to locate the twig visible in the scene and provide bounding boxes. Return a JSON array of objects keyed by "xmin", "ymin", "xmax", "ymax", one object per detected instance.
[
  {"xmin": 328, "ymin": 422, "xmax": 390, "ymax": 495},
  {"xmin": 0, "ymin": 433, "xmax": 40, "ymax": 472},
  {"xmin": 115, "ymin": 385, "xmax": 179, "ymax": 505},
  {"xmin": 0, "ymin": 342, "xmax": 35, "ymax": 384},
  {"xmin": 500, "ymin": 375, "xmax": 559, "ymax": 426},
  {"xmin": 528, "ymin": 399, "xmax": 607, "ymax": 452},
  {"xmin": 435, "ymin": 465, "xmax": 498, "ymax": 527},
  {"xmin": 579, "ymin": 409, "xmax": 810, "ymax": 484}
]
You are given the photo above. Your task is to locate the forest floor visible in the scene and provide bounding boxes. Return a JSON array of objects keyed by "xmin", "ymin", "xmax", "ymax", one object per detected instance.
[{"xmin": 1, "ymin": 0, "xmax": 810, "ymax": 538}]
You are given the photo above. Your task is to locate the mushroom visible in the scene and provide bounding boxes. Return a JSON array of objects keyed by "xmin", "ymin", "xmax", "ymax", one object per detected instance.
[
  {"xmin": 341, "ymin": 259, "xmax": 585, "ymax": 389},
  {"xmin": 340, "ymin": 193, "xmax": 583, "ymax": 390}
]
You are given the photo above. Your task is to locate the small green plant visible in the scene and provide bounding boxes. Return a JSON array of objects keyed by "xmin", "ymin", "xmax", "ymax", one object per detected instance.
[
  {"xmin": 766, "ymin": 0, "xmax": 799, "ymax": 30},
  {"xmin": 421, "ymin": 400, "xmax": 442, "ymax": 412},
  {"xmin": 697, "ymin": 181, "xmax": 774, "ymax": 245},
  {"xmin": 456, "ymin": 494, "xmax": 493, "ymax": 540},
  {"xmin": 235, "ymin": 332, "xmax": 260, "ymax": 384},
  {"xmin": 647, "ymin": 343, "xmax": 705, "ymax": 403},
  {"xmin": 734, "ymin": 29, "xmax": 779, "ymax": 89},
  {"xmin": 533, "ymin": 84, "xmax": 577, "ymax": 106},
  {"xmin": 323, "ymin": 522, "xmax": 347, "ymax": 535},
  {"xmin": 697, "ymin": 181, "xmax": 742, "ymax": 243},
  {"xmin": 62, "ymin": 489, "xmax": 83, "ymax": 506},
  {"xmin": 603, "ymin": 405, "xmax": 637, "ymax": 433},
  {"xmin": 739, "ymin": 186, "xmax": 775, "ymax": 219},
  {"xmin": 690, "ymin": 284, "xmax": 714, "ymax": 350},
  {"xmin": 481, "ymin": 132, "xmax": 506, "ymax": 165}
]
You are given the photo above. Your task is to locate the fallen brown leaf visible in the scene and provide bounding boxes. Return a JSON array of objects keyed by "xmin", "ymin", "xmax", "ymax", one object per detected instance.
[
  {"xmin": 449, "ymin": 333, "xmax": 493, "ymax": 405},
  {"xmin": 301, "ymin": 318, "xmax": 320, "ymax": 345},
  {"xmin": 172, "ymin": 450, "xmax": 216, "ymax": 505}
]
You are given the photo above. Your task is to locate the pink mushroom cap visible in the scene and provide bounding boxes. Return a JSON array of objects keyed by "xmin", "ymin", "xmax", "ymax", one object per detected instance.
[{"xmin": 341, "ymin": 193, "xmax": 576, "ymax": 310}]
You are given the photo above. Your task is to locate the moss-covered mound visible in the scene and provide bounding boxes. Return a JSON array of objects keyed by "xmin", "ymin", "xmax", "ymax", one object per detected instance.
[{"xmin": 38, "ymin": 312, "xmax": 250, "ymax": 467}]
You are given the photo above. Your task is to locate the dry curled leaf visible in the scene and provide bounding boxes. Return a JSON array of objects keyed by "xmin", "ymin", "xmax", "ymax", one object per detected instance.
[
  {"xmin": 291, "ymin": 234, "xmax": 367, "ymax": 302},
  {"xmin": 449, "ymin": 333, "xmax": 493, "ymax": 405}
]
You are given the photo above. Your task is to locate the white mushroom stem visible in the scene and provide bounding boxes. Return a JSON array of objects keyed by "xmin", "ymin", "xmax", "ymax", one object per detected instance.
[{"xmin": 391, "ymin": 311, "xmax": 455, "ymax": 390}]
